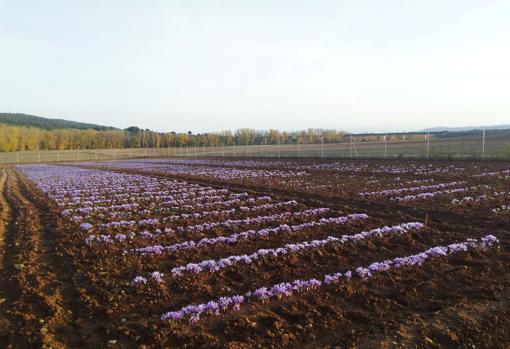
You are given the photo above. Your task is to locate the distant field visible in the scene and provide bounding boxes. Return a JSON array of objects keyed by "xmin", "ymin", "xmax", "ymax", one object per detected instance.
[{"xmin": 1, "ymin": 133, "xmax": 509, "ymax": 164}]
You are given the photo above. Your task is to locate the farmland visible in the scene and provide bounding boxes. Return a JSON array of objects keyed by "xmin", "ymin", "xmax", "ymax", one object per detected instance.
[{"xmin": 0, "ymin": 158, "xmax": 509, "ymax": 348}]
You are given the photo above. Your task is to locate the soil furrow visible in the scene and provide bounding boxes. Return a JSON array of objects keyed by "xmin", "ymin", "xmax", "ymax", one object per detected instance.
[
  {"xmin": 0, "ymin": 168, "xmax": 84, "ymax": 348},
  {"xmin": 0, "ymin": 168, "xmax": 14, "ymax": 342}
]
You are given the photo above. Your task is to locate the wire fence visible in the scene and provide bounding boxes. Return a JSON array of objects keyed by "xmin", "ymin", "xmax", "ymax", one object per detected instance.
[{"xmin": 1, "ymin": 131, "xmax": 509, "ymax": 164}]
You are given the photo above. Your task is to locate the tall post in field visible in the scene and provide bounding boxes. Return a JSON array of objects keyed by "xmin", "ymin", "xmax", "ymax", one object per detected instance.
[
  {"xmin": 427, "ymin": 132, "xmax": 430, "ymax": 160},
  {"xmin": 482, "ymin": 129, "xmax": 486, "ymax": 160},
  {"xmin": 350, "ymin": 136, "xmax": 353, "ymax": 158},
  {"xmin": 321, "ymin": 136, "xmax": 324, "ymax": 158},
  {"xmin": 384, "ymin": 134, "xmax": 387, "ymax": 159}
]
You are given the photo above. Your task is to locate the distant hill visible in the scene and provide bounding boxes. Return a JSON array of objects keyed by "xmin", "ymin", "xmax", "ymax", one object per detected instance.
[
  {"xmin": 422, "ymin": 125, "xmax": 510, "ymax": 132},
  {"xmin": 0, "ymin": 113, "xmax": 118, "ymax": 131}
]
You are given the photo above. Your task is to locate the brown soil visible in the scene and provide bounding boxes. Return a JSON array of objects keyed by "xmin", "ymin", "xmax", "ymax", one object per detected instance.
[{"xmin": 1, "ymin": 160, "xmax": 509, "ymax": 348}]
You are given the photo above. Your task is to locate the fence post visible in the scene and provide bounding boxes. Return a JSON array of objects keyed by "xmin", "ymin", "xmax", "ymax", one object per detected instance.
[
  {"xmin": 427, "ymin": 132, "xmax": 430, "ymax": 160},
  {"xmin": 482, "ymin": 129, "xmax": 486, "ymax": 160},
  {"xmin": 384, "ymin": 134, "xmax": 387, "ymax": 159}
]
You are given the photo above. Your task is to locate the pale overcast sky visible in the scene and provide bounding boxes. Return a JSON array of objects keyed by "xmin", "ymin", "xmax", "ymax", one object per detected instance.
[{"xmin": 1, "ymin": 1, "xmax": 509, "ymax": 133}]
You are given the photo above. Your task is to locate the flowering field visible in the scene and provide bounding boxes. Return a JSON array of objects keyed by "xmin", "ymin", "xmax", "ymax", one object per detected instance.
[{"xmin": 0, "ymin": 159, "xmax": 509, "ymax": 348}]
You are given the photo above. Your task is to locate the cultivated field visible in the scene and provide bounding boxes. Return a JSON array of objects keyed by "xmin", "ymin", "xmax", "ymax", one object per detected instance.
[{"xmin": 0, "ymin": 158, "xmax": 509, "ymax": 348}]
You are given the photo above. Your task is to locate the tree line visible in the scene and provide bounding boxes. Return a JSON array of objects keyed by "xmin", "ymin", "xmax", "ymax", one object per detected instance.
[{"xmin": 0, "ymin": 124, "xmax": 428, "ymax": 152}]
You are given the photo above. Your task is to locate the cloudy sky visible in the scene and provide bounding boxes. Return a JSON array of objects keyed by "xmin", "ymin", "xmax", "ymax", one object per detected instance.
[{"xmin": 1, "ymin": 0, "xmax": 509, "ymax": 132}]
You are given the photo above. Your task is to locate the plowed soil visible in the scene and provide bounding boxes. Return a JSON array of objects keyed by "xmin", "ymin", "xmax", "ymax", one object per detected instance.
[{"xmin": 0, "ymin": 159, "xmax": 509, "ymax": 349}]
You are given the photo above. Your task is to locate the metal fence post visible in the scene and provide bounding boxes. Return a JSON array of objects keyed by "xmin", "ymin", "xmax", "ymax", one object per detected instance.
[
  {"xmin": 384, "ymin": 134, "xmax": 387, "ymax": 159},
  {"xmin": 427, "ymin": 132, "xmax": 430, "ymax": 160},
  {"xmin": 482, "ymin": 129, "xmax": 486, "ymax": 160}
]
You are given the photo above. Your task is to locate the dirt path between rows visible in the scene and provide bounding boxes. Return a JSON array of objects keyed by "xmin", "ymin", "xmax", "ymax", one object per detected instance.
[{"xmin": 0, "ymin": 167, "xmax": 83, "ymax": 348}]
